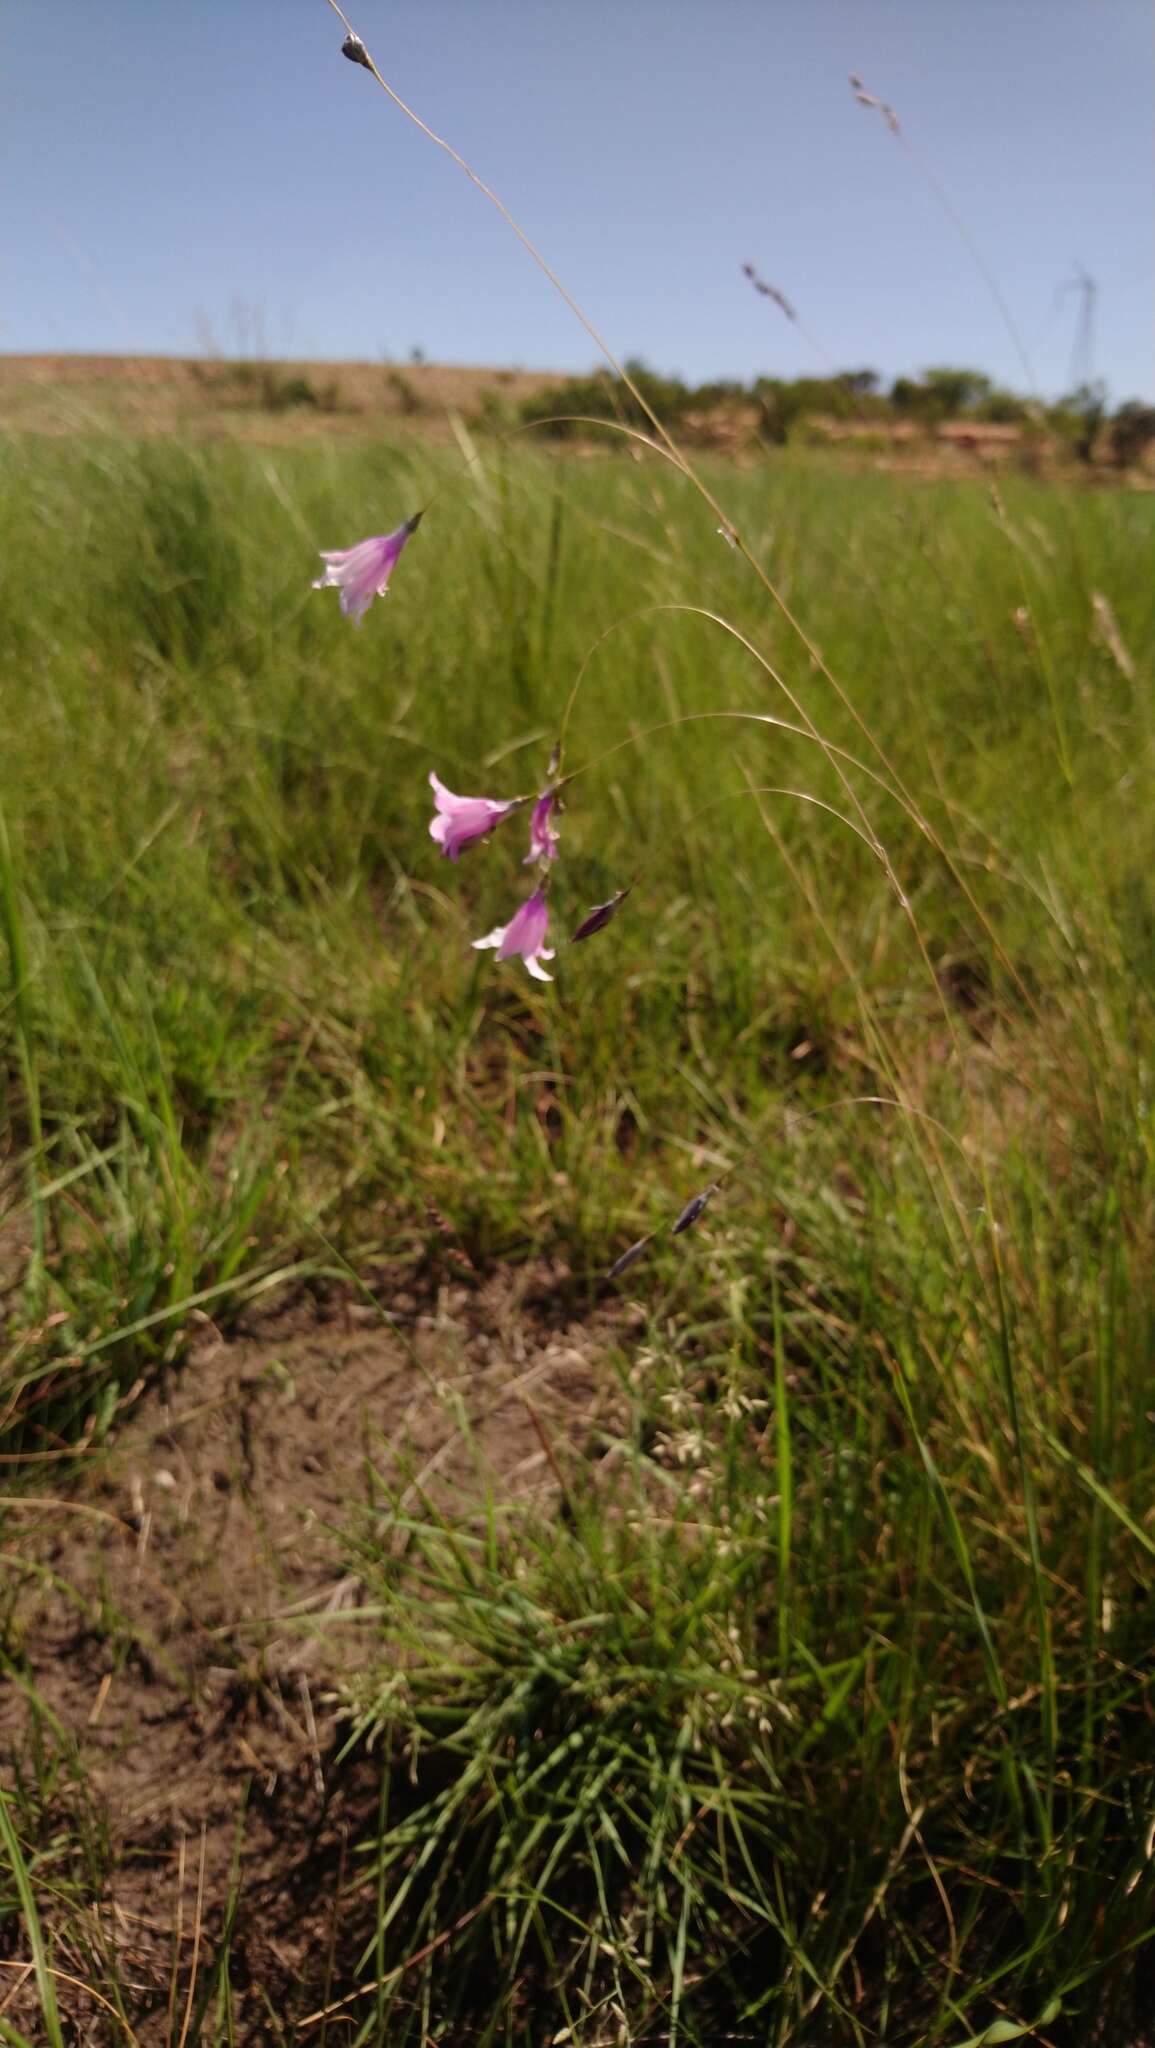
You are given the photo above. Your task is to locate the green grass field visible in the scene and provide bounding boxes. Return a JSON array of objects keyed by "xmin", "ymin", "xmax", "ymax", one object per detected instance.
[{"xmin": 2, "ymin": 423, "xmax": 1154, "ymax": 2043}]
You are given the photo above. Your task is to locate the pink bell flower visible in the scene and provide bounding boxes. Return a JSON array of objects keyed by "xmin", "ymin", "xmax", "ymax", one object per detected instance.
[
  {"xmin": 312, "ymin": 512, "xmax": 422, "ymax": 625},
  {"xmin": 428, "ymin": 772, "xmax": 520, "ymax": 862},
  {"xmin": 472, "ymin": 888, "xmax": 555, "ymax": 983},
  {"xmin": 524, "ymin": 788, "xmax": 560, "ymax": 865}
]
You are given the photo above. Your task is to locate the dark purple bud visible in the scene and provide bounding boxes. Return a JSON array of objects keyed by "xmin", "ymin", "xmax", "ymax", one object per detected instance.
[
  {"xmin": 570, "ymin": 887, "xmax": 631, "ymax": 946},
  {"xmin": 671, "ymin": 1184, "xmax": 718, "ymax": 1236},
  {"xmin": 341, "ymin": 31, "xmax": 373, "ymax": 69},
  {"xmin": 607, "ymin": 1235, "xmax": 652, "ymax": 1280}
]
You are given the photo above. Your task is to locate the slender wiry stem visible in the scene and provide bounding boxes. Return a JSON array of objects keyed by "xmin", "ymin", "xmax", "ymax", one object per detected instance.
[
  {"xmin": 564, "ymin": 709, "xmax": 898, "ymax": 812},
  {"xmin": 316, "ymin": 6, "xmax": 896, "ymax": 811},
  {"xmin": 317, "ymin": 3, "xmax": 1043, "ymax": 1061},
  {"xmin": 850, "ymin": 75, "xmax": 1038, "ymax": 394},
  {"xmin": 322, "ymin": 7, "xmax": 915, "ymax": 909},
  {"xmin": 317, "ymin": 3, "xmax": 1025, "ymax": 1270},
  {"xmin": 320, "ymin": 0, "xmax": 695, "ymax": 484},
  {"xmin": 613, "ymin": 779, "xmax": 883, "ymax": 885},
  {"xmin": 559, "ymin": 606, "xmax": 1046, "ymax": 1028},
  {"xmin": 722, "ymin": 1092, "xmax": 977, "ymax": 1194}
]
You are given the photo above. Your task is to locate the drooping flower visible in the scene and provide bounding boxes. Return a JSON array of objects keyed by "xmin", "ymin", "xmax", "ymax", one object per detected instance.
[
  {"xmin": 312, "ymin": 512, "xmax": 422, "ymax": 625},
  {"xmin": 428, "ymin": 772, "xmax": 520, "ymax": 861},
  {"xmin": 524, "ymin": 788, "xmax": 560, "ymax": 865},
  {"xmin": 473, "ymin": 888, "xmax": 555, "ymax": 982},
  {"xmin": 570, "ymin": 887, "xmax": 631, "ymax": 945}
]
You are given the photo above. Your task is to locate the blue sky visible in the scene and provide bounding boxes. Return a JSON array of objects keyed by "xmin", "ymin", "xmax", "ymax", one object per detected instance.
[{"xmin": 3, "ymin": 0, "xmax": 1152, "ymax": 400}]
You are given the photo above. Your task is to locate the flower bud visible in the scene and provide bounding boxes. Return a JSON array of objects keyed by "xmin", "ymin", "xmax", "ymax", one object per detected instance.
[
  {"xmin": 570, "ymin": 888, "xmax": 631, "ymax": 945},
  {"xmin": 341, "ymin": 32, "xmax": 372, "ymax": 69},
  {"xmin": 671, "ymin": 1185, "xmax": 718, "ymax": 1236},
  {"xmin": 607, "ymin": 1236, "xmax": 652, "ymax": 1280}
]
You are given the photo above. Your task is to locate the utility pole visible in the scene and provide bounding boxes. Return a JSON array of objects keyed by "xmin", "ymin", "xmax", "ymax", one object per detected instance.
[{"xmin": 1064, "ymin": 265, "xmax": 1097, "ymax": 392}]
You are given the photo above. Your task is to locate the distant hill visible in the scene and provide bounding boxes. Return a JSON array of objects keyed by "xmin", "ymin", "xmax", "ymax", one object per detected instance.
[
  {"xmin": 0, "ymin": 352, "xmax": 565, "ymax": 444},
  {"xmin": 2, "ymin": 353, "xmax": 1151, "ymax": 476}
]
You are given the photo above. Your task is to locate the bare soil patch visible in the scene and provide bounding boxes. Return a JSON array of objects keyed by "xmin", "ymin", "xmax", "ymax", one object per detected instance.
[{"xmin": 0, "ymin": 1265, "xmax": 627, "ymax": 2040}]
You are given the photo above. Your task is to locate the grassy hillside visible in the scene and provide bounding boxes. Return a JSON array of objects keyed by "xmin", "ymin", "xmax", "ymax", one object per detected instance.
[{"xmin": 2, "ymin": 423, "xmax": 1154, "ymax": 2042}]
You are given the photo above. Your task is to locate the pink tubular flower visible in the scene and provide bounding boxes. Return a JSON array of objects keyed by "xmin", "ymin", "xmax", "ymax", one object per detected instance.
[
  {"xmin": 524, "ymin": 789, "xmax": 560, "ymax": 865},
  {"xmin": 428, "ymin": 771, "xmax": 519, "ymax": 861},
  {"xmin": 472, "ymin": 888, "xmax": 555, "ymax": 983},
  {"xmin": 312, "ymin": 512, "xmax": 422, "ymax": 625}
]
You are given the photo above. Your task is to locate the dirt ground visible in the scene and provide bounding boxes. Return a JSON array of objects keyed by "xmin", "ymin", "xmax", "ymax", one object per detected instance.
[{"xmin": 0, "ymin": 1264, "xmax": 627, "ymax": 2041}]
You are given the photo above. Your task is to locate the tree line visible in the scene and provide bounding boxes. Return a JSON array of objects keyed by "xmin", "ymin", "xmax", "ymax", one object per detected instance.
[{"xmin": 519, "ymin": 360, "xmax": 1155, "ymax": 465}]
